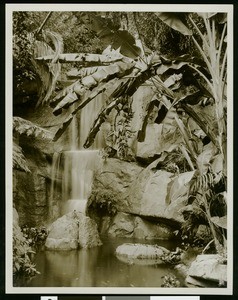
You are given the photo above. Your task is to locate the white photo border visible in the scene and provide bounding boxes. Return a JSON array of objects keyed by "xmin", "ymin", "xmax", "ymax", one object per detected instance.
[{"xmin": 5, "ymin": 3, "xmax": 234, "ymax": 295}]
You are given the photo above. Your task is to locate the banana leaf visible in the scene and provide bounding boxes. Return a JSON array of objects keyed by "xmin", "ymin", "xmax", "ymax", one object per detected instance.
[
  {"xmin": 36, "ymin": 52, "xmax": 131, "ymax": 65},
  {"xmin": 210, "ymin": 216, "xmax": 227, "ymax": 229},
  {"xmin": 52, "ymin": 61, "xmax": 134, "ymax": 115},
  {"xmin": 81, "ymin": 13, "xmax": 141, "ymax": 59},
  {"xmin": 156, "ymin": 12, "xmax": 192, "ymax": 36}
]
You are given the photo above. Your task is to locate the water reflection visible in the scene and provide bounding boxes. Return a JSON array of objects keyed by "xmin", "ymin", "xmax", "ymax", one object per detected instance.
[{"xmin": 18, "ymin": 237, "xmax": 185, "ymax": 287}]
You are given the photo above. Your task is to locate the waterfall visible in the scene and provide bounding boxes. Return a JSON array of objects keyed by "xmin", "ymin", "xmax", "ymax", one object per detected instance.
[{"xmin": 50, "ymin": 94, "xmax": 104, "ymax": 219}]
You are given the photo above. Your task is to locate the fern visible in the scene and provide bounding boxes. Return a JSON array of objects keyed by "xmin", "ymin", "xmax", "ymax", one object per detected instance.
[{"xmin": 13, "ymin": 117, "xmax": 53, "ymax": 140}]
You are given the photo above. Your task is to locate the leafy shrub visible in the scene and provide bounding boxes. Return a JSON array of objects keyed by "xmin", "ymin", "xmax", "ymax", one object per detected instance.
[
  {"xmin": 161, "ymin": 273, "xmax": 181, "ymax": 287},
  {"xmin": 13, "ymin": 222, "xmax": 39, "ymax": 277},
  {"xmin": 87, "ymin": 189, "xmax": 117, "ymax": 217},
  {"xmin": 21, "ymin": 225, "xmax": 48, "ymax": 249},
  {"xmin": 13, "ymin": 223, "xmax": 48, "ymax": 278}
]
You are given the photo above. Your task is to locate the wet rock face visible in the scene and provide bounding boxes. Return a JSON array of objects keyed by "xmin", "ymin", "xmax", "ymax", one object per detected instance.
[
  {"xmin": 13, "ymin": 168, "xmax": 51, "ymax": 227},
  {"xmin": 45, "ymin": 211, "xmax": 102, "ymax": 250},
  {"xmin": 13, "ymin": 133, "xmax": 63, "ymax": 226}
]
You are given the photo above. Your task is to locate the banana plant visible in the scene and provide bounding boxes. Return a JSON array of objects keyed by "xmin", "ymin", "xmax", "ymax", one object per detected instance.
[
  {"xmin": 36, "ymin": 12, "xmax": 227, "ymax": 171},
  {"xmin": 157, "ymin": 12, "xmax": 228, "ymax": 255},
  {"xmin": 34, "ymin": 11, "xmax": 228, "ymax": 254}
]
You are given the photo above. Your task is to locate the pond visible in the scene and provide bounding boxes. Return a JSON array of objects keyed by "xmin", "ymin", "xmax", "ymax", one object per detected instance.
[{"xmin": 15, "ymin": 237, "xmax": 188, "ymax": 287}]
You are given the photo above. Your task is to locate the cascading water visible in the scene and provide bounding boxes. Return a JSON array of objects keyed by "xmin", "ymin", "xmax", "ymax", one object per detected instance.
[{"xmin": 50, "ymin": 94, "xmax": 104, "ymax": 220}]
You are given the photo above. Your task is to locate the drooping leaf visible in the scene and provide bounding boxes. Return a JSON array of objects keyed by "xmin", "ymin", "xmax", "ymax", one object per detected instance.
[
  {"xmin": 210, "ymin": 216, "xmax": 227, "ymax": 229},
  {"xmin": 66, "ymin": 66, "xmax": 105, "ymax": 79},
  {"xmin": 32, "ymin": 30, "xmax": 63, "ymax": 106},
  {"xmin": 196, "ymin": 142, "xmax": 217, "ymax": 174},
  {"xmin": 53, "ymin": 78, "xmax": 122, "ymax": 141},
  {"xmin": 156, "ymin": 12, "xmax": 192, "ymax": 36},
  {"xmin": 52, "ymin": 114, "xmax": 74, "ymax": 142},
  {"xmin": 171, "ymin": 90, "xmax": 202, "ymax": 108},
  {"xmin": 81, "ymin": 13, "xmax": 141, "ymax": 59},
  {"xmin": 52, "ymin": 61, "xmax": 135, "ymax": 115},
  {"xmin": 156, "ymin": 61, "xmax": 187, "ymax": 76},
  {"xmin": 180, "ymin": 103, "xmax": 218, "ymax": 148},
  {"xmin": 52, "ymin": 91, "xmax": 79, "ymax": 115},
  {"xmin": 137, "ymin": 98, "xmax": 160, "ymax": 142},
  {"xmin": 173, "ymin": 54, "xmax": 207, "ymax": 68}
]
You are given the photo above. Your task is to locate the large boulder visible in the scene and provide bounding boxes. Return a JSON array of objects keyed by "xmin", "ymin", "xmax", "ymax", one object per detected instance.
[
  {"xmin": 45, "ymin": 211, "xmax": 102, "ymax": 250},
  {"xmin": 127, "ymin": 169, "xmax": 174, "ymax": 217},
  {"xmin": 90, "ymin": 158, "xmax": 143, "ymax": 213},
  {"xmin": 90, "ymin": 158, "xmax": 195, "ymax": 224},
  {"xmin": 186, "ymin": 254, "xmax": 227, "ymax": 287},
  {"xmin": 115, "ymin": 243, "xmax": 170, "ymax": 265},
  {"xmin": 108, "ymin": 212, "xmax": 174, "ymax": 239}
]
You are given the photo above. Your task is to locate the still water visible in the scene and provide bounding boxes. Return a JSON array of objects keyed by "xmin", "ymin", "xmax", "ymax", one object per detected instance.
[{"xmin": 16, "ymin": 237, "xmax": 185, "ymax": 287}]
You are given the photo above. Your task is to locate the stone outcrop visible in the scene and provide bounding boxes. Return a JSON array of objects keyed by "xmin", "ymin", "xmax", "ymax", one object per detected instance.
[
  {"xmin": 13, "ymin": 168, "xmax": 51, "ymax": 227},
  {"xmin": 13, "ymin": 104, "xmax": 76, "ymax": 227},
  {"xmin": 186, "ymin": 254, "xmax": 227, "ymax": 287},
  {"xmin": 45, "ymin": 211, "xmax": 102, "ymax": 250},
  {"xmin": 13, "ymin": 130, "xmax": 61, "ymax": 226},
  {"xmin": 107, "ymin": 212, "xmax": 174, "ymax": 240},
  {"xmin": 90, "ymin": 158, "xmax": 195, "ymax": 226}
]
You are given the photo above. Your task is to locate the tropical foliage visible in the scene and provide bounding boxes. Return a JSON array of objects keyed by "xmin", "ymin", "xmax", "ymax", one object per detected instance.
[
  {"xmin": 13, "ymin": 220, "xmax": 39, "ymax": 277},
  {"xmin": 13, "ymin": 11, "xmax": 228, "ymax": 256},
  {"xmin": 13, "ymin": 116, "xmax": 53, "ymax": 173}
]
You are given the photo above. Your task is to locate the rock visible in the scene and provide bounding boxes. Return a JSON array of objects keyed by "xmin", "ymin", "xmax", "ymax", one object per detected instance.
[
  {"xmin": 186, "ymin": 254, "xmax": 227, "ymax": 287},
  {"xmin": 45, "ymin": 237, "xmax": 79, "ymax": 250},
  {"xmin": 133, "ymin": 216, "xmax": 174, "ymax": 240},
  {"xmin": 128, "ymin": 169, "xmax": 174, "ymax": 217},
  {"xmin": 91, "ymin": 158, "xmax": 143, "ymax": 213},
  {"xmin": 89, "ymin": 158, "xmax": 195, "ymax": 227},
  {"xmin": 45, "ymin": 211, "xmax": 102, "ymax": 250},
  {"xmin": 14, "ymin": 169, "xmax": 51, "ymax": 227},
  {"xmin": 174, "ymin": 263, "xmax": 189, "ymax": 278},
  {"xmin": 107, "ymin": 212, "xmax": 174, "ymax": 239},
  {"xmin": 115, "ymin": 243, "xmax": 170, "ymax": 265},
  {"xmin": 78, "ymin": 216, "xmax": 102, "ymax": 248},
  {"xmin": 108, "ymin": 212, "xmax": 135, "ymax": 238},
  {"xmin": 136, "ymin": 123, "xmax": 163, "ymax": 159}
]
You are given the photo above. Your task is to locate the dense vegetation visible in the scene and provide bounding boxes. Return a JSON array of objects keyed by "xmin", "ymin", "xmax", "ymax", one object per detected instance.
[{"xmin": 13, "ymin": 10, "xmax": 228, "ymax": 277}]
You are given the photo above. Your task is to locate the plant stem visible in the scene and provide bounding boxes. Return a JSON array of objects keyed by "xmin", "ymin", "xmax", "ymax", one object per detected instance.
[{"xmin": 36, "ymin": 12, "xmax": 53, "ymax": 36}]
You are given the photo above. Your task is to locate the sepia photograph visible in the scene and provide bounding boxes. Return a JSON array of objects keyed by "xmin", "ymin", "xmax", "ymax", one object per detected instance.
[{"xmin": 5, "ymin": 3, "xmax": 233, "ymax": 294}]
